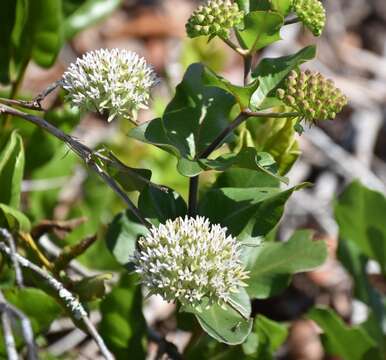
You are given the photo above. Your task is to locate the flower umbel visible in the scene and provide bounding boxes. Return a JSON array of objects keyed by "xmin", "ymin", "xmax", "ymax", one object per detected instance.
[
  {"xmin": 277, "ymin": 70, "xmax": 348, "ymax": 123},
  {"xmin": 62, "ymin": 48, "xmax": 157, "ymax": 122},
  {"xmin": 186, "ymin": 0, "xmax": 244, "ymax": 39},
  {"xmin": 135, "ymin": 216, "xmax": 249, "ymax": 308},
  {"xmin": 293, "ymin": 0, "xmax": 326, "ymax": 36}
]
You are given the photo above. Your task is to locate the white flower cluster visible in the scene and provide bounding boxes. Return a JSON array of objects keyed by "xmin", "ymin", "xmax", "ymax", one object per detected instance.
[
  {"xmin": 135, "ymin": 216, "xmax": 249, "ymax": 307},
  {"xmin": 62, "ymin": 48, "xmax": 157, "ymax": 122}
]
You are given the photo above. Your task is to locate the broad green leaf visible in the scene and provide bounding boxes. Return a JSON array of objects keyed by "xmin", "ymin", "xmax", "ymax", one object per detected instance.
[
  {"xmin": 64, "ymin": 0, "xmax": 121, "ymax": 39},
  {"xmin": 250, "ymin": 46, "xmax": 316, "ymax": 110},
  {"xmin": 177, "ymin": 147, "xmax": 288, "ymax": 183},
  {"xmin": 202, "ymin": 67, "xmax": 258, "ymax": 109},
  {"xmin": 246, "ymin": 230, "xmax": 327, "ymax": 298},
  {"xmin": 235, "ymin": 0, "xmax": 250, "ymax": 13},
  {"xmin": 214, "ymin": 168, "xmax": 280, "ymax": 189},
  {"xmin": 0, "ymin": 203, "xmax": 31, "ymax": 232},
  {"xmin": 186, "ymin": 289, "xmax": 253, "ymax": 345},
  {"xmin": 308, "ymin": 307, "xmax": 382, "ymax": 360},
  {"xmin": 105, "ymin": 210, "xmax": 147, "ymax": 266},
  {"xmin": 338, "ymin": 239, "xmax": 385, "ymax": 322},
  {"xmin": 248, "ymin": 0, "xmax": 292, "ymax": 15},
  {"xmin": 199, "ymin": 184, "xmax": 306, "ymax": 241},
  {"xmin": 243, "ymin": 315, "xmax": 288, "ymax": 358},
  {"xmin": 0, "ymin": 131, "xmax": 25, "ymax": 208},
  {"xmin": 335, "ymin": 181, "xmax": 386, "ymax": 274},
  {"xmin": 337, "ymin": 239, "xmax": 386, "ymax": 348},
  {"xmin": 129, "ymin": 63, "xmax": 236, "ymax": 165},
  {"xmin": 100, "ymin": 274, "xmax": 147, "ymax": 359},
  {"xmin": 177, "ymin": 158, "xmax": 203, "ymax": 177},
  {"xmin": 4, "ymin": 287, "xmax": 61, "ymax": 329},
  {"xmin": 104, "ymin": 152, "xmax": 153, "ymax": 193},
  {"xmin": 199, "ymin": 149, "xmax": 288, "ymax": 184},
  {"xmin": 270, "ymin": 0, "xmax": 292, "ymax": 16},
  {"xmin": 242, "ymin": 117, "xmax": 300, "ymax": 175},
  {"xmin": 14, "ymin": 0, "xmax": 63, "ymax": 68},
  {"xmin": 72, "ymin": 274, "xmax": 112, "ymax": 302},
  {"xmin": 237, "ymin": 11, "xmax": 283, "ymax": 52},
  {"xmin": 138, "ymin": 186, "xmax": 187, "ymax": 225},
  {"xmin": 0, "ymin": 0, "xmax": 17, "ymax": 83}
]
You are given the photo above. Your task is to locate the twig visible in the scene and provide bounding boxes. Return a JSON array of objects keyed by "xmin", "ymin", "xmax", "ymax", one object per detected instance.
[
  {"xmin": 1, "ymin": 310, "xmax": 18, "ymax": 360},
  {"xmin": 0, "ymin": 80, "xmax": 62, "ymax": 111},
  {"xmin": 0, "ymin": 229, "xmax": 23, "ymax": 287},
  {"xmin": 0, "ymin": 241, "xmax": 114, "ymax": 360},
  {"xmin": 0, "ymin": 290, "xmax": 38, "ymax": 360},
  {"xmin": 0, "ymin": 103, "xmax": 151, "ymax": 229}
]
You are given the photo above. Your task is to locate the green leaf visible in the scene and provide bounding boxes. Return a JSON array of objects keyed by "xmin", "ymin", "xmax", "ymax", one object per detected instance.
[
  {"xmin": 248, "ymin": 0, "xmax": 292, "ymax": 15},
  {"xmin": 129, "ymin": 63, "xmax": 236, "ymax": 164},
  {"xmin": 202, "ymin": 67, "xmax": 258, "ymax": 109},
  {"xmin": 199, "ymin": 184, "xmax": 306, "ymax": 241},
  {"xmin": 103, "ymin": 152, "xmax": 153, "ymax": 193},
  {"xmin": 270, "ymin": 0, "xmax": 292, "ymax": 16},
  {"xmin": 246, "ymin": 230, "xmax": 327, "ymax": 298},
  {"xmin": 0, "ymin": 131, "xmax": 25, "ymax": 209},
  {"xmin": 138, "ymin": 186, "xmax": 187, "ymax": 225},
  {"xmin": 14, "ymin": 0, "xmax": 63, "ymax": 68},
  {"xmin": 308, "ymin": 307, "xmax": 382, "ymax": 360},
  {"xmin": 4, "ymin": 287, "xmax": 61, "ymax": 333},
  {"xmin": 214, "ymin": 168, "xmax": 281, "ymax": 189},
  {"xmin": 237, "ymin": 11, "xmax": 283, "ymax": 52},
  {"xmin": 250, "ymin": 46, "xmax": 316, "ymax": 110},
  {"xmin": 338, "ymin": 239, "xmax": 385, "ymax": 319},
  {"xmin": 72, "ymin": 273, "xmax": 112, "ymax": 302},
  {"xmin": 242, "ymin": 117, "xmax": 300, "ymax": 175},
  {"xmin": 105, "ymin": 210, "xmax": 147, "ymax": 267},
  {"xmin": 199, "ymin": 149, "xmax": 288, "ymax": 184},
  {"xmin": 0, "ymin": 204, "xmax": 31, "ymax": 232},
  {"xmin": 243, "ymin": 315, "xmax": 288, "ymax": 358},
  {"xmin": 64, "ymin": 0, "xmax": 121, "ymax": 39},
  {"xmin": 186, "ymin": 289, "xmax": 253, "ymax": 345},
  {"xmin": 335, "ymin": 180, "xmax": 386, "ymax": 274},
  {"xmin": 100, "ymin": 274, "xmax": 147, "ymax": 359},
  {"xmin": 0, "ymin": 0, "xmax": 17, "ymax": 83}
]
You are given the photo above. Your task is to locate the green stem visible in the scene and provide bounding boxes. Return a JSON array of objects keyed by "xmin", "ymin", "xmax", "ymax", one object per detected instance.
[{"xmin": 220, "ymin": 36, "xmax": 249, "ymax": 57}]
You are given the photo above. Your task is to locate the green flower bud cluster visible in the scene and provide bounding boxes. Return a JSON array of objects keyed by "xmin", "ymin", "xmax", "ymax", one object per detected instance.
[
  {"xmin": 292, "ymin": 0, "xmax": 326, "ymax": 36},
  {"xmin": 277, "ymin": 70, "xmax": 348, "ymax": 122},
  {"xmin": 186, "ymin": 0, "xmax": 244, "ymax": 39}
]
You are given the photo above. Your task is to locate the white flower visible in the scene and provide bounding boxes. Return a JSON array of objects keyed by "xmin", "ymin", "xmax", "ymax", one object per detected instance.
[
  {"xmin": 62, "ymin": 48, "xmax": 157, "ymax": 122},
  {"xmin": 134, "ymin": 216, "xmax": 249, "ymax": 308}
]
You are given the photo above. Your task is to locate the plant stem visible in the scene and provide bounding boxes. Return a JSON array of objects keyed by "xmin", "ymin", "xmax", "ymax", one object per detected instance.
[
  {"xmin": 0, "ymin": 104, "xmax": 151, "ymax": 230},
  {"xmin": 188, "ymin": 176, "xmax": 199, "ymax": 216},
  {"xmin": 243, "ymin": 55, "xmax": 252, "ymax": 86},
  {"xmin": 220, "ymin": 36, "xmax": 249, "ymax": 57}
]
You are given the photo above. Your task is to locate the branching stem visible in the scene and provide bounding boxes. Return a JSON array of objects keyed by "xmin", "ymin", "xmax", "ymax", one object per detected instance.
[{"xmin": 0, "ymin": 104, "xmax": 151, "ymax": 229}]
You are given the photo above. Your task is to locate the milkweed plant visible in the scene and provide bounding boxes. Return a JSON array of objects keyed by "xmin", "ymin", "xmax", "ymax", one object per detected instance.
[{"xmin": 0, "ymin": 0, "xmax": 350, "ymax": 358}]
